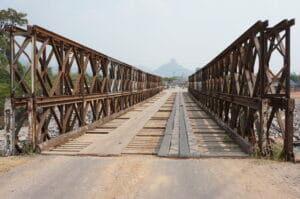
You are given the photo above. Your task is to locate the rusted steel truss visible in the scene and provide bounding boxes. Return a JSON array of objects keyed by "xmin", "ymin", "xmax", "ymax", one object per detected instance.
[
  {"xmin": 189, "ymin": 19, "xmax": 295, "ymax": 160},
  {"xmin": 5, "ymin": 25, "xmax": 162, "ymax": 152}
]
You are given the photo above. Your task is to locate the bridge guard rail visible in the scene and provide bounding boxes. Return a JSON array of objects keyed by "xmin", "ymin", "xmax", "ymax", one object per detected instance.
[
  {"xmin": 189, "ymin": 19, "xmax": 295, "ymax": 161},
  {"xmin": 4, "ymin": 25, "xmax": 163, "ymax": 154}
]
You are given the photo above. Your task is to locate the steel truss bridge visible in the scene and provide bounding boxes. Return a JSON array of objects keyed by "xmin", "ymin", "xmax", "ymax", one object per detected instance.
[
  {"xmin": 189, "ymin": 19, "xmax": 295, "ymax": 160},
  {"xmin": 3, "ymin": 19, "xmax": 296, "ymax": 161}
]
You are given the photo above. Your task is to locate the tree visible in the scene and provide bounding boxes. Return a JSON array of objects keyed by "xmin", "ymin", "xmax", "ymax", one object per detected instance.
[
  {"xmin": 163, "ymin": 77, "xmax": 177, "ymax": 84},
  {"xmin": 290, "ymin": 72, "xmax": 300, "ymax": 83},
  {"xmin": 0, "ymin": 8, "xmax": 28, "ymax": 68},
  {"xmin": 0, "ymin": 8, "xmax": 28, "ymax": 29},
  {"xmin": 0, "ymin": 8, "xmax": 28, "ymax": 121},
  {"xmin": 195, "ymin": 67, "xmax": 201, "ymax": 72}
]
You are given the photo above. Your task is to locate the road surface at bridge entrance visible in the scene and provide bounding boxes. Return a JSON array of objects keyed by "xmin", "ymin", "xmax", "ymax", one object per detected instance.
[
  {"xmin": 1, "ymin": 18, "xmax": 299, "ymax": 199},
  {"xmin": 0, "ymin": 153, "xmax": 299, "ymax": 198}
]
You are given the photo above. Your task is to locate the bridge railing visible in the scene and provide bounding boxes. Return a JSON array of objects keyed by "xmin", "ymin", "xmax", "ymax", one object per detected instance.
[
  {"xmin": 4, "ymin": 25, "xmax": 162, "ymax": 153},
  {"xmin": 189, "ymin": 19, "xmax": 295, "ymax": 160}
]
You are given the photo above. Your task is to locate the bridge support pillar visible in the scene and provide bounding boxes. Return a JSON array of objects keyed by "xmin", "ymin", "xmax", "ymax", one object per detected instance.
[
  {"xmin": 1, "ymin": 98, "xmax": 15, "ymax": 156},
  {"xmin": 284, "ymin": 99, "xmax": 295, "ymax": 161}
]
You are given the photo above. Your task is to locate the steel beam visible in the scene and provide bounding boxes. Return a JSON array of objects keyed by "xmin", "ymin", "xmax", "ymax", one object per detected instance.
[
  {"xmin": 189, "ymin": 19, "xmax": 295, "ymax": 160},
  {"xmin": 5, "ymin": 24, "xmax": 163, "ymax": 152}
]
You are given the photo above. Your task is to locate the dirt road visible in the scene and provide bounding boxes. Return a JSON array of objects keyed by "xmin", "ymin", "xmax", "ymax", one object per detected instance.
[{"xmin": 0, "ymin": 155, "xmax": 299, "ymax": 199}]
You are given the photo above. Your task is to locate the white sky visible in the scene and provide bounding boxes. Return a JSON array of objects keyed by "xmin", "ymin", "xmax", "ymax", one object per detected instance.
[{"xmin": 1, "ymin": 0, "xmax": 299, "ymax": 73}]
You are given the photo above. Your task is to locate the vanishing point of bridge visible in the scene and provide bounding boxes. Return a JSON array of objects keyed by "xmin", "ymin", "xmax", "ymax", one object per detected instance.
[{"xmin": 2, "ymin": 19, "xmax": 296, "ymax": 161}]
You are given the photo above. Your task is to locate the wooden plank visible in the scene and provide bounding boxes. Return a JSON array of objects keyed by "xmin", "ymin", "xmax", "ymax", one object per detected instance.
[
  {"xmin": 197, "ymin": 147, "xmax": 243, "ymax": 152},
  {"xmin": 116, "ymin": 117, "xmax": 130, "ymax": 119},
  {"xmin": 137, "ymin": 128, "xmax": 164, "ymax": 136},
  {"xmin": 196, "ymin": 134, "xmax": 228, "ymax": 139},
  {"xmin": 126, "ymin": 146, "xmax": 159, "ymax": 149},
  {"xmin": 197, "ymin": 142, "xmax": 238, "ymax": 147},
  {"xmin": 188, "ymin": 93, "xmax": 252, "ymax": 154},
  {"xmin": 56, "ymin": 145, "xmax": 86, "ymax": 148},
  {"xmin": 85, "ymin": 131, "xmax": 110, "ymax": 134},
  {"xmin": 192, "ymin": 127, "xmax": 224, "ymax": 132},
  {"xmin": 196, "ymin": 138, "xmax": 233, "ymax": 143},
  {"xmin": 123, "ymin": 132, "xmax": 161, "ymax": 155},
  {"xmin": 51, "ymin": 149, "xmax": 81, "ymax": 152},
  {"xmin": 191, "ymin": 124, "xmax": 220, "ymax": 127},
  {"xmin": 95, "ymin": 126, "xmax": 117, "ymax": 129},
  {"xmin": 152, "ymin": 111, "xmax": 170, "ymax": 118},
  {"xmin": 127, "ymin": 145, "xmax": 161, "ymax": 148},
  {"xmin": 151, "ymin": 116, "xmax": 170, "ymax": 120},
  {"xmin": 189, "ymin": 116, "xmax": 211, "ymax": 119},
  {"xmin": 105, "ymin": 119, "xmax": 128, "ymax": 123},
  {"xmin": 158, "ymin": 93, "xmax": 178, "ymax": 157},
  {"xmin": 129, "ymin": 136, "xmax": 162, "ymax": 140},
  {"xmin": 179, "ymin": 94, "xmax": 190, "ymax": 157},
  {"xmin": 189, "ymin": 151, "xmax": 248, "ymax": 158},
  {"xmin": 61, "ymin": 144, "xmax": 90, "ymax": 146}
]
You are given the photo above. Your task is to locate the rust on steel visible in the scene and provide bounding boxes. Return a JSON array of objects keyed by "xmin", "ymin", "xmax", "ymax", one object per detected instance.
[
  {"xmin": 5, "ymin": 25, "xmax": 163, "ymax": 152},
  {"xmin": 188, "ymin": 19, "xmax": 295, "ymax": 161}
]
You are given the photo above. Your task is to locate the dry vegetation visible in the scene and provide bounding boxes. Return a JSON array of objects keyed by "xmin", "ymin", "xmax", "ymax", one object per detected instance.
[{"xmin": 0, "ymin": 156, "xmax": 32, "ymax": 174}]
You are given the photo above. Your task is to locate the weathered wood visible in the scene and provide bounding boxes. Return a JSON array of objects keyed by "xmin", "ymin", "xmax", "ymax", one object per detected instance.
[
  {"xmin": 179, "ymin": 94, "xmax": 190, "ymax": 157},
  {"xmin": 37, "ymin": 102, "xmax": 136, "ymax": 152},
  {"xmin": 158, "ymin": 93, "xmax": 178, "ymax": 157}
]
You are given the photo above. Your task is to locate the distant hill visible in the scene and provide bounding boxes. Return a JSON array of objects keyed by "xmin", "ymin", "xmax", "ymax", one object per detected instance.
[
  {"xmin": 137, "ymin": 65, "xmax": 152, "ymax": 73},
  {"xmin": 151, "ymin": 59, "xmax": 192, "ymax": 77}
]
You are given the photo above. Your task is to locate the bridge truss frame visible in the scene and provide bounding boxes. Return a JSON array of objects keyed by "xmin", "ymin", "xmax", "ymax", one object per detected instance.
[
  {"xmin": 4, "ymin": 25, "xmax": 162, "ymax": 153},
  {"xmin": 189, "ymin": 19, "xmax": 295, "ymax": 160}
]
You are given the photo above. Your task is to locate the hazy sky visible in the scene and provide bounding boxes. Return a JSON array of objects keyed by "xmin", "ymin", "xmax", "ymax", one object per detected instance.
[{"xmin": 1, "ymin": 0, "xmax": 299, "ymax": 73}]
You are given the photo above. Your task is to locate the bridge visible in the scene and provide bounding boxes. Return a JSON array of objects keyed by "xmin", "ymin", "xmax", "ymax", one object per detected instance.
[{"xmin": 2, "ymin": 19, "xmax": 296, "ymax": 161}]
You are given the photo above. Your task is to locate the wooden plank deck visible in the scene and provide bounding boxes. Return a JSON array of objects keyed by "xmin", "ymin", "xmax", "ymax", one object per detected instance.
[
  {"xmin": 183, "ymin": 92, "xmax": 248, "ymax": 158},
  {"xmin": 123, "ymin": 93, "xmax": 177, "ymax": 155},
  {"xmin": 42, "ymin": 89, "xmax": 248, "ymax": 158}
]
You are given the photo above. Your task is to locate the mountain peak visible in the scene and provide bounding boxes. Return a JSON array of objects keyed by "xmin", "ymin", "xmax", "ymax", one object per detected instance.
[
  {"xmin": 152, "ymin": 58, "xmax": 192, "ymax": 78},
  {"xmin": 170, "ymin": 58, "xmax": 177, "ymax": 64}
]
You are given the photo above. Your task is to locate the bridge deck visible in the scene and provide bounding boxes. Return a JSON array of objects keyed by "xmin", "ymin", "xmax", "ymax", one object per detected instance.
[{"xmin": 42, "ymin": 89, "xmax": 248, "ymax": 158}]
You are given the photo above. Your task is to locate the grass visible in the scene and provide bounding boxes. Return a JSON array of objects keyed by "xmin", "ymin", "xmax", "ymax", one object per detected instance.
[
  {"xmin": 223, "ymin": 135, "xmax": 232, "ymax": 142},
  {"xmin": 250, "ymin": 144, "xmax": 285, "ymax": 161},
  {"xmin": 18, "ymin": 143, "xmax": 35, "ymax": 155},
  {"xmin": 0, "ymin": 156, "xmax": 32, "ymax": 174}
]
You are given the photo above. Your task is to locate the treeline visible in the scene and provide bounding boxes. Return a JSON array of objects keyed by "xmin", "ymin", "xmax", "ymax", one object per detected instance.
[
  {"xmin": 291, "ymin": 72, "xmax": 300, "ymax": 83},
  {"xmin": 0, "ymin": 8, "xmax": 28, "ymax": 124},
  {"xmin": 0, "ymin": 9, "xmax": 98, "ymax": 119}
]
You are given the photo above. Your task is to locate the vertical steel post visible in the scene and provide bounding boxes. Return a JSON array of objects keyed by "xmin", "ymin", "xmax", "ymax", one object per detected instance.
[
  {"xmin": 284, "ymin": 27, "xmax": 294, "ymax": 160},
  {"xmin": 29, "ymin": 31, "xmax": 37, "ymax": 150},
  {"xmin": 9, "ymin": 32, "xmax": 15, "ymax": 155},
  {"xmin": 259, "ymin": 28, "xmax": 269, "ymax": 155}
]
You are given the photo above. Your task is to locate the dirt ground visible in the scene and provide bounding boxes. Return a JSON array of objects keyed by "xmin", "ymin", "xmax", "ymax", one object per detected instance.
[
  {"xmin": 291, "ymin": 91, "xmax": 300, "ymax": 99},
  {"xmin": 0, "ymin": 155, "xmax": 299, "ymax": 199},
  {"xmin": 94, "ymin": 156, "xmax": 300, "ymax": 199},
  {"xmin": 0, "ymin": 156, "xmax": 32, "ymax": 174}
]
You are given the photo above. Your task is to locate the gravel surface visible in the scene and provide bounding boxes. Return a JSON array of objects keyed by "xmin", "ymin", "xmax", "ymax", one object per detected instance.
[{"xmin": 0, "ymin": 155, "xmax": 299, "ymax": 199}]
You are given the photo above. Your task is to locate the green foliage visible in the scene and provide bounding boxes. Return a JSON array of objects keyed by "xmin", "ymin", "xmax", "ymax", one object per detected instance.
[
  {"xmin": 223, "ymin": 135, "xmax": 231, "ymax": 142},
  {"xmin": 0, "ymin": 35, "xmax": 9, "ymax": 67},
  {"xmin": 290, "ymin": 72, "xmax": 300, "ymax": 83},
  {"xmin": 163, "ymin": 77, "xmax": 177, "ymax": 83},
  {"xmin": 0, "ymin": 82, "xmax": 9, "ymax": 112},
  {"xmin": 0, "ymin": 8, "xmax": 28, "ymax": 69},
  {"xmin": 19, "ymin": 142, "xmax": 34, "ymax": 155},
  {"xmin": 0, "ymin": 8, "xmax": 28, "ymax": 114},
  {"xmin": 0, "ymin": 8, "xmax": 28, "ymax": 29},
  {"xmin": 271, "ymin": 146, "xmax": 283, "ymax": 161},
  {"xmin": 250, "ymin": 144, "xmax": 284, "ymax": 161}
]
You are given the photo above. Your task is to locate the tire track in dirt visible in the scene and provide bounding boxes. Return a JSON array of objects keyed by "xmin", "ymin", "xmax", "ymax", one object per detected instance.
[{"xmin": 95, "ymin": 156, "xmax": 154, "ymax": 199}]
